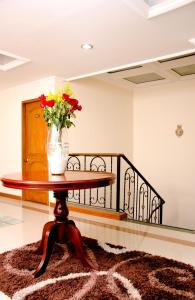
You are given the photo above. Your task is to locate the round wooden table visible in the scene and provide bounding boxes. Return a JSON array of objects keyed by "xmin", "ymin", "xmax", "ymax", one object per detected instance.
[{"xmin": 1, "ymin": 171, "xmax": 115, "ymax": 277}]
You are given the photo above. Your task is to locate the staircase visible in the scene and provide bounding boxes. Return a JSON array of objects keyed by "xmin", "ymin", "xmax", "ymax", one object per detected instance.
[{"xmin": 67, "ymin": 153, "xmax": 165, "ymax": 224}]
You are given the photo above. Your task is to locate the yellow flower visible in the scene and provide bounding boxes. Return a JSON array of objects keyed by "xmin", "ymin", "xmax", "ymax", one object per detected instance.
[
  {"xmin": 63, "ymin": 83, "xmax": 74, "ymax": 97},
  {"xmin": 46, "ymin": 91, "xmax": 55, "ymax": 101}
]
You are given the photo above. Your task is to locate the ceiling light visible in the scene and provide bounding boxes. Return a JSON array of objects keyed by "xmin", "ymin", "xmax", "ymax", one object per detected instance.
[{"xmin": 81, "ymin": 43, "xmax": 93, "ymax": 50}]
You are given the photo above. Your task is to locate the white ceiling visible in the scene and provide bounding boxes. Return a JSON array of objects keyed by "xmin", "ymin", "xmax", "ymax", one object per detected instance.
[
  {"xmin": 0, "ymin": 0, "xmax": 195, "ymax": 91},
  {"xmin": 95, "ymin": 52, "xmax": 195, "ymax": 89}
]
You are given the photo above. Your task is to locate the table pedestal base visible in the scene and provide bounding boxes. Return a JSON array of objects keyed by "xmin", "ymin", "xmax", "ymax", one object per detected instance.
[{"xmin": 33, "ymin": 191, "xmax": 96, "ymax": 278}]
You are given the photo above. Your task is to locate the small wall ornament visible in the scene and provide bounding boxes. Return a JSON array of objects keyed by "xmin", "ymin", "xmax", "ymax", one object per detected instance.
[{"xmin": 175, "ymin": 124, "xmax": 183, "ymax": 137}]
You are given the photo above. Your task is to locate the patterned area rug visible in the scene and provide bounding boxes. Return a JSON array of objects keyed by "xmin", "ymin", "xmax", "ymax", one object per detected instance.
[{"xmin": 0, "ymin": 237, "xmax": 194, "ymax": 300}]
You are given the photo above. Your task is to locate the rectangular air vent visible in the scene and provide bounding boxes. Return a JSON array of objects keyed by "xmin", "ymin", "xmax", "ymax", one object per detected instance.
[
  {"xmin": 0, "ymin": 54, "xmax": 15, "ymax": 65},
  {"xmin": 171, "ymin": 64, "xmax": 195, "ymax": 76},
  {"xmin": 124, "ymin": 72, "xmax": 164, "ymax": 84},
  {"xmin": 158, "ymin": 53, "xmax": 195, "ymax": 63},
  {"xmin": 0, "ymin": 50, "xmax": 30, "ymax": 71},
  {"xmin": 108, "ymin": 65, "xmax": 142, "ymax": 74}
]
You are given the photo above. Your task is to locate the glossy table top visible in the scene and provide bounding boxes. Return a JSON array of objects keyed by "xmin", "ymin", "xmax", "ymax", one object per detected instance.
[{"xmin": 1, "ymin": 171, "xmax": 115, "ymax": 191}]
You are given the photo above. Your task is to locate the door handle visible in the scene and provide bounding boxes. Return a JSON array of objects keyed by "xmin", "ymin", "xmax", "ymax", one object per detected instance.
[{"xmin": 24, "ymin": 158, "xmax": 30, "ymax": 163}]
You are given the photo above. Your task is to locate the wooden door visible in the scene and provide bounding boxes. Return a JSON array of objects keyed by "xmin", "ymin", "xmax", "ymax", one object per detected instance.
[{"xmin": 22, "ymin": 99, "xmax": 49, "ymax": 204}]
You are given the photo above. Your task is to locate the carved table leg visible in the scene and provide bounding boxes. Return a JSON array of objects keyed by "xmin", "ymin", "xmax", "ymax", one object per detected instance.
[
  {"xmin": 36, "ymin": 221, "xmax": 55, "ymax": 254},
  {"xmin": 66, "ymin": 221, "xmax": 96, "ymax": 269},
  {"xmin": 33, "ymin": 221, "xmax": 58, "ymax": 278},
  {"xmin": 34, "ymin": 190, "xmax": 96, "ymax": 277}
]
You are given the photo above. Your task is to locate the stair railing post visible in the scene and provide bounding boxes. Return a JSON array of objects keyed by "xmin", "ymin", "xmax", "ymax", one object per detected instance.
[
  {"xmin": 116, "ymin": 155, "xmax": 121, "ymax": 212},
  {"xmin": 160, "ymin": 200, "xmax": 163, "ymax": 224}
]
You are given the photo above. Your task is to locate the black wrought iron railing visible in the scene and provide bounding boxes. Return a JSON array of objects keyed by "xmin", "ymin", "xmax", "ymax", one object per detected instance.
[{"xmin": 67, "ymin": 153, "xmax": 165, "ymax": 224}]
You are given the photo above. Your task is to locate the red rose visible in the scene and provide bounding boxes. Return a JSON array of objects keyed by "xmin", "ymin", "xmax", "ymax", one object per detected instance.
[
  {"xmin": 39, "ymin": 94, "xmax": 47, "ymax": 108},
  {"xmin": 39, "ymin": 94, "xmax": 55, "ymax": 108},
  {"xmin": 69, "ymin": 98, "xmax": 78, "ymax": 107},
  {"xmin": 39, "ymin": 94, "xmax": 46, "ymax": 101},
  {"xmin": 62, "ymin": 93, "xmax": 70, "ymax": 101},
  {"xmin": 70, "ymin": 103, "xmax": 82, "ymax": 112},
  {"xmin": 46, "ymin": 99, "xmax": 55, "ymax": 107}
]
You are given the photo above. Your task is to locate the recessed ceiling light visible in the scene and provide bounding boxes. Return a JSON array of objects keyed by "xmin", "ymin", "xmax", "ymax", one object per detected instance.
[{"xmin": 81, "ymin": 43, "xmax": 93, "ymax": 50}]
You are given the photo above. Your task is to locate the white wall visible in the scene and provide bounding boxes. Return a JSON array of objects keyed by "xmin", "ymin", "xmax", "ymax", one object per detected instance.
[
  {"xmin": 0, "ymin": 76, "xmax": 133, "ymax": 196},
  {"xmin": 55, "ymin": 77, "xmax": 133, "ymax": 157},
  {"xmin": 1, "ymin": 73, "xmax": 194, "ymax": 230},
  {"xmin": 132, "ymin": 79, "xmax": 195, "ymax": 230},
  {"xmin": 70, "ymin": 77, "xmax": 132, "ymax": 157},
  {"xmin": 0, "ymin": 77, "xmax": 56, "ymax": 195}
]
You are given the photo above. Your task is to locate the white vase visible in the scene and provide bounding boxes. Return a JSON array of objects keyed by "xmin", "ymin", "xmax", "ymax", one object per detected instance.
[{"xmin": 47, "ymin": 125, "xmax": 69, "ymax": 175}]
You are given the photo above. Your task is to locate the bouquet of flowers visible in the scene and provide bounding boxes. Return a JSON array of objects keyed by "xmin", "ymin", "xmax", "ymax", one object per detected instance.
[{"xmin": 39, "ymin": 83, "xmax": 82, "ymax": 130}]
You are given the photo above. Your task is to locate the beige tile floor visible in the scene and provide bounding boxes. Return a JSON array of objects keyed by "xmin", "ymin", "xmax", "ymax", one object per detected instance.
[{"xmin": 0, "ymin": 196, "xmax": 194, "ymax": 267}]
